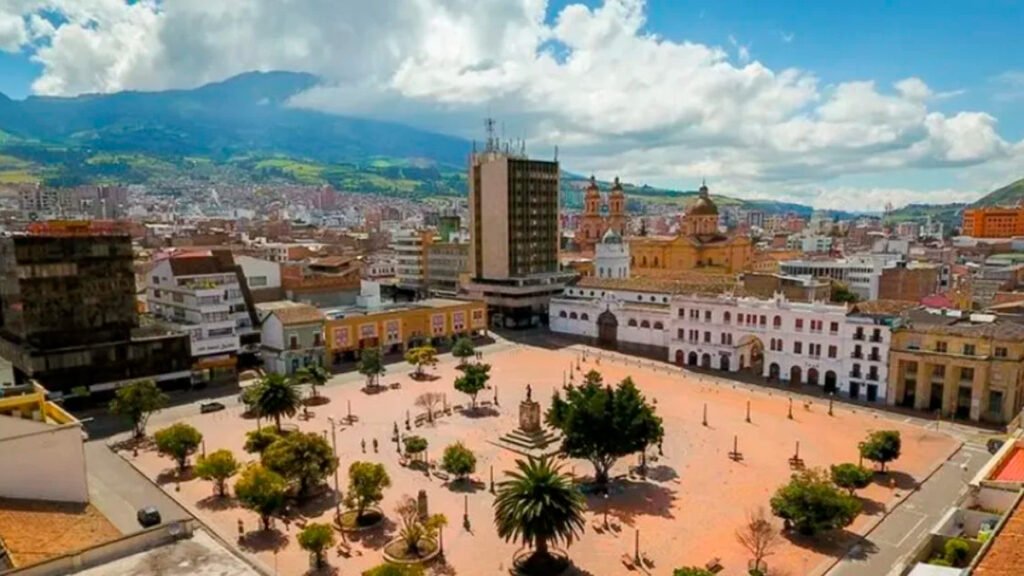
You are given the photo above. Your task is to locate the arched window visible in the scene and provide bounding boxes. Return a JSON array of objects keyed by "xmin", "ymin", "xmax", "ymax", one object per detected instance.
[
  {"xmin": 653, "ymin": 257, "xmax": 660, "ymax": 267},
  {"xmin": 653, "ymin": 321, "xmax": 664, "ymax": 330},
  {"xmin": 773, "ymin": 315, "xmax": 782, "ymax": 329},
  {"xmin": 642, "ymin": 256, "xmax": 648, "ymax": 266},
  {"xmin": 650, "ymin": 296, "xmax": 656, "ymax": 302},
  {"xmin": 640, "ymin": 320, "xmax": 651, "ymax": 328},
  {"xmin": 723, "ymin": 311, "xmax": 731, "ymax": 324},
  {"xmin": 559, "ymin": 310, "xmax": 567, "ymax": 318},
  {"xmin": 581, "ymin": 313, "xmax": 590, "ymax": 321},
  {"xmin": 628, "ymin": 318, "xmax": 638, "ymax": 327}
]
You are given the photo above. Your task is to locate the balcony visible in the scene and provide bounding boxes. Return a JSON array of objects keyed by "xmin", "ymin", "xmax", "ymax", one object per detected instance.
[
  {"xmin": 867, "ymin": 373, "xmax": 879, "ymax": 382},
  {"xmin": 868, "ymin": 354, "xmax": 882, "ymax": 362},
  {"xmin": 869, "ymin": 335, "xmax": 883, "ymax": 343},
  {"xmin": 852, "ymin": 352, "xmax": 864, "ymax": 359},
  {"xmin": 849, "ymin": 371, "xmax": 862, "ymax": 379},
  {"xmin": 853, "ymin": 332, "xmax": 865, "ymax": 341}
]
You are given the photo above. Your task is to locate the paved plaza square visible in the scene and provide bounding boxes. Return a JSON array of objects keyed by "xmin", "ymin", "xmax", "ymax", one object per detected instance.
[{"xmin": 125, "ymin": 342, "xmax": 960, "ymax": 576}]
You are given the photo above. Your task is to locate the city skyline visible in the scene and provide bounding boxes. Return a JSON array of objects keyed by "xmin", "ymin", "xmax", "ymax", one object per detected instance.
[{"xmin": 0, "ymin": 1, "xmax": 1022, "ymax": 209}]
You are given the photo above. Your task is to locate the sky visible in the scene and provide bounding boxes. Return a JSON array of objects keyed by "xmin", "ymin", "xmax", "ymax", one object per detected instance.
[{"xmin": 0, "ymin": 0, "xmax": 1022, "ymax": 209}]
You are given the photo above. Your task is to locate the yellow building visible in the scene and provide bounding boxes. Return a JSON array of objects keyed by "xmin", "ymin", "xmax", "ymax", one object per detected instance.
[
  {"xmin": 629, "ymin": 183, "xmax": 752, "ymax": 276},
  {"xmin": 0, "ymin": 383, "xmax": 79, "ymax": 425},
  {"xmin": 888, "ymin": 321, "xmax": 1024, "ymax": 424},
  {"xmin": 325, "ymin": 298, "xmax": 487, "ymax": 363}
]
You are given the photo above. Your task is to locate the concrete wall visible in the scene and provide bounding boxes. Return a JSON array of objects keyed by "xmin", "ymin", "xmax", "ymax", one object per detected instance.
[
  {"xmin": 0, "ymin": 420, "xmax": 87, "ymax": 503},
  {"xmin": 480, "ymin": 158, "xmax": 509, "ymax": 280}
]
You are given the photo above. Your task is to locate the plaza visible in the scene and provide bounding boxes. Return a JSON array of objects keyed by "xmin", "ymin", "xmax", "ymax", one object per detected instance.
[{"xmin": 123, "ymin": 341, "xmax": 959, "ymax": 576}]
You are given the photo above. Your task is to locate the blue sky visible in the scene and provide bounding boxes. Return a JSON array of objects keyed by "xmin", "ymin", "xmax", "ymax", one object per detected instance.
[{"xmin": 0, "ymin": 0, "xmax": 1021, "ymax": 207}]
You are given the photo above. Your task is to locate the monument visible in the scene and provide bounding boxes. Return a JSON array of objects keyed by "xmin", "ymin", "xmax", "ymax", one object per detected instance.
[{"xmin": 495, "ymin": 383, "xmax": 561, "ymax": 456}]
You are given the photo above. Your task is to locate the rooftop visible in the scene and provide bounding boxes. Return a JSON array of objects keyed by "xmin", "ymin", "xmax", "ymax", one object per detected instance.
[
  {"xmin": 73, "ymin": 529, "xmax": 259, "ymax": 576},
  {"xmin": 0, "ymin": 498, "xmax": 120, "ymax": 568},
  {"xmin": 851, "ymin": 300, "xmax": 921, "ymax": 316},
  {"xmin": 972, "ymin": 496, "xmax": 1024, "ymax": 576},
  {"xmin": 256, "ymin": 301, "xmax": 324, "ymax": 325},
  {"xmin": 323, "ymin": 297, "xmax": 479, "ymax": 320},
  {"xmin": 575, "ymin": 274, "xmax": 738, "ymax": 295}
]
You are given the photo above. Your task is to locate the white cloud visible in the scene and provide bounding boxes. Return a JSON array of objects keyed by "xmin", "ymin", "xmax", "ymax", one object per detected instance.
[
  {"xmin": 0, "ymin": 11, "xmax": 27, "ymax": 51},
  {"xmin": 993, "ymin": 71, "xmax": 1024, "ymax": 102},
  {"xmin": 2, "ymin": 0, "xmax": 1020, "ymax": 208}
]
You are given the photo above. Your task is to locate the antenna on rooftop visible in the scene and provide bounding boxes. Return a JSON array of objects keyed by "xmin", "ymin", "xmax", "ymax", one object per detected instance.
[
  {"xmin": 554, "ymin": 145, "xmax": 559, "ymax": 162},
  {"xmin": 484, "ymin": 118, "xmax": 497, "ymax": 153}
]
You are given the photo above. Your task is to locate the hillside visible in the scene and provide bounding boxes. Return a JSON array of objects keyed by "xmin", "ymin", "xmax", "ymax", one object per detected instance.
[{"xmin": 971, "ymin": 178, "xmax": 1024, "ymax": 207}]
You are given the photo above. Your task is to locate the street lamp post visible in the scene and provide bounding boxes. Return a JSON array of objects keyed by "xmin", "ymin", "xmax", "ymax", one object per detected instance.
[{"xmin": 327, "ymin": 417, "xmax": 342, "ymax": 524}]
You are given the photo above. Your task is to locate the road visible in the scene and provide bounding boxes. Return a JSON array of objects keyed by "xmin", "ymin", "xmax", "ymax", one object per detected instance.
[{"xmin": 828, "ymin": 440, "xmax": 991, "ymax": 576}]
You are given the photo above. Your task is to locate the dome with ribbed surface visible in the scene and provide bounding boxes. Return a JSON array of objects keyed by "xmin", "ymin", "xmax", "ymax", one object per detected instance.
[
  {"xmin": 600, "ymin": 228, "xmax": 622, "ymax": 244},
  {"xmin": 689, "ymin": 182, "xmax": 718, "ymax": 216}
]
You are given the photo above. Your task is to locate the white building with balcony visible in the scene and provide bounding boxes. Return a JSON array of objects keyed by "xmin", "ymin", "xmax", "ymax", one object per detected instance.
[
  {"xmin": 668, "ymin": 293, "xmax": 891, "ymax": 402},
  {"xmin": 147, "ymin": 251, "xmax": 260, "ymax": 382}
]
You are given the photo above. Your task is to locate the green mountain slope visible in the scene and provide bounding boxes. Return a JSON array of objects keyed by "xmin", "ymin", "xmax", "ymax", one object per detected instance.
[{"xmin": 972, "ymin": 178, "xmax": 1024, "ymax": 207}]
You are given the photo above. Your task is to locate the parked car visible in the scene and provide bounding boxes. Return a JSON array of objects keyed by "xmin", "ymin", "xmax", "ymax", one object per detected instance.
[
  {"xmin": 200, "ymin": 401, "xmax": 226, "ymax": 414},
  {"xmin": 136, "ymin": 506, "xmax": 161, "ymax": 528}
]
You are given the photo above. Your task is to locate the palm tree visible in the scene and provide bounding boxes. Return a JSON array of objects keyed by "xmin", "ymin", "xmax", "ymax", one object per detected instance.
[
  {"xmin": 493, "ymin": 457, "xmax": 586, "ymax": 574},
  {"xmin": 296, "ymin": 364, "xmax": 330, "ymax": 398},
  {"xmin": 255, "ymin": 373, "xmax": 302, "ymax": 431}
]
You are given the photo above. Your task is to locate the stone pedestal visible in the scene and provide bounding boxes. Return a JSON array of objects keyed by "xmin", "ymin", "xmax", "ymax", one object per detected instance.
[
  {"xmin": 519, "ymin": 400, "xmax": 541, "ymax": 433},
  {"xmin": 417, "ymin": 489, "xmax": 429, "ymax": 521}
]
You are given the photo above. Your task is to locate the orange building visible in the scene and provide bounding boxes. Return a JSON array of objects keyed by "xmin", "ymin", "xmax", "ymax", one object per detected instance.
[
  {"xmin": 575, "ymin": 176, "xmax": 627, "ymax": 253},
  {"xmin": 962, "ymin": 206, "xmax": 1024, "ymax": 238}
]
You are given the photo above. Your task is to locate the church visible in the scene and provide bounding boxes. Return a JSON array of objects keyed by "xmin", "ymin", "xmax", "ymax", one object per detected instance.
[
  {"xmin": 630, "ymin": 181, "xmax": 752, "ymax": 275},
  {"xmin": 574, "ymin": 176, "xmax": 627, "ymax": 253}
]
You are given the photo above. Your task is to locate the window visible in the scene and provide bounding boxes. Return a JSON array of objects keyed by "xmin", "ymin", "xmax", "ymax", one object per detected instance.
[
  {"xmin": 704, "ymin": 310, "xmax": 712, "ymax": 322},
  {"xmin": 650, "ymin": 296, "xmax": 656, "ymax": 302},
  {"xmin": 723, "ymin": 311, "xmax": 731, "ymax": 324},
  {"xmin": 677, "ymin": 329, "xmax": 685, "ymax": 339},
  {"xmin": 962, "ymin": 344, "xmax": 976, "ymax": 356},
  {"xmin": 809, "ymin": 343, "xmax": 821, "ymax": 357},
  {"xmin": 581, "ymin": 313, "xmax": 590, "ymax": 321},
  {"xmin": 795, "ymin": 318, "xmax": 804, "ymax": 331},
  {"xmin": 704, "ymin": 331, "xmax": 711, "ymax": 343},
  {"xmin": 760, "ymin": 315, "xmax": 767, "ymax": 326},
  {"xmin": 569, "ymin": 312, "xmax": 578, "ymax": 320},
  {"xmin": 773, "ymin": 316, "xmax": 782, "ymax": 329},
  {"xmin": 678, "ymin": 308, "xmax": 685, "ymax": 318},
  {"xmin": 905, "ymin": 361, "xmax": 918, "ymax": 374},
  {"xmin": 628, "ymin": 319, "xmax": 637, "ymax": 327},
  {"xmin": 960, "ymin": 367, "xmax": 975, "ymax": 382},
  {"xmin": 793, "ymin": 341, "xmax": 803, "ymax": 354},
  {"xmin": 932, "ymin": 365, "xmax": 946, "ymax": 378},
  {"xmin": 151, "ymin": 275, "xmax": 160, "ymax": 285},
  {"xmin": 313, "ymin": 333, "xmax": 323, "ymax": 347},
  {"xmin": 936, "ymin": 341, "xmax": 948, "ymax": 353},
  {"xmin": 290, "ymin": 335, "xmax": 299, "ymax": 349},
  {"xmin": 640, "ymin": 320, "xmax": 651, "ymax": 328},
  {"xmin": 851, "ymin": 363, "xmax": 862, "ymax": 377},
  {"xmin": 989, "ymin": 390, "xmax": 1005, "ymax": 417},
  {"xmin": 871, "ymin": 328, "xmax": 882, "ymax": 342},
  {"xmin": 828, "ymin": 345, "xmax": 837, "ymax": 359},
  {"xmin": 830, "ymin": 321, "xmax": 839, "ymax": 334},
  {"xmin": 653, "ymin": 321, "xmax": 663, "ymax": 330},
  {"xmin": 995, "ymin": 347, "xmax": 1008, "ymax": 358},
  {"xmin": 249, "ymin": 275, "xmax": 268, "ymax": 287},
  {"xmin": 559, "ymin": 310, "xmax": 567, "ymax": 318}
]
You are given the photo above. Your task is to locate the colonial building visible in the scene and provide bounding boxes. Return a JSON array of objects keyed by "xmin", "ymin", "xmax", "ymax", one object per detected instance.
[
  {"xmin": 594, "ymin": 229, "xmax": 630, "ymax": 279},
  {"xmin": 575, "ymin": 176, "xmax": 627, "ymax": 253},
  {"xmin": 887, "ymin": 312, "xmax": 1024, "ymax": 424},
  {"xmin": 667, "ymin": 294, "xmax": 892, "ymax": 402},
  {"xmin": 255, "ymin": 301, "xmax": 326, "ymax": 375},
  {"xmin": 629, "ymin": 182, "xmax": 753, "ymax": 275}
]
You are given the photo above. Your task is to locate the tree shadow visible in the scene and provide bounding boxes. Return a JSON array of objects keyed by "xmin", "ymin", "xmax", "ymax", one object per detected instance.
[
  {"xmin": 197, "ymin": 494, "xmax": 238, "ymax": 512},
  {"xmin": 155, "ymin": 467, "xmax": 196, "ymax": 486},
  {"xmin": 304, "ymin": 396, "xmax": 331, "ymax": 407},
  {"xmin": 871, "ymin": 470, "xmax": 917, "ymax": 491},
  {"xmin": 446, "ymin": 479, "xmax": 486, "ymax": 494},
  {"xmin": 858, "ymin": 496, "xmax": 886, "ymax": 517},
  {"xmin": 239, "ymin": 528, "xmax": 289, "ymax": 553},
  {"xmin": 462, "ymin": 406, "xmax": 500, "ymax": 419},
  {"xmin": 348, "ymin": 516, "xmax": 397, "ymax": 550},
  {"xmin": 844, "ymin": 537, "xmax": 881, "ymax": 561},
  {"xmin": 410, "ymin": 373, "xmax": 441, "ymax": 382},
  {"xmin": 781, "ymin": 527, "xmax": 861, "ymax": 559},
  {"xmin": 305, "ymin": 566, "xmax": 340, "ymax": 576},
  {"xmin": 597, "ymin": 480, "xmax": 678, "ymax": 523},
  {"xmin": 293, "ymin": 489, "xmax": 342, "ymax": 519},
  {"xmin": 644, "ymin": 465, "xmax": 679, "ymax": 483},
  {"xmin": 110, "ymin": 436, "xmax": 155, "ymax": 453},
  {"xmin": 430, "ymin": 561, "xmax": 457, "ymax": 575}
]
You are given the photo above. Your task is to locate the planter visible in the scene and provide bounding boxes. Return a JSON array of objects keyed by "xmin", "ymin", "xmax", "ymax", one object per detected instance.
[
  {"xmin": 381, "ymin": 537, "xmax": 440, "ymax": 565},
  {"xmin": 334, "ymin": 507, "xmax": 384, "ymax": 533},
  {"xmin": 510, "ymin": 547, "xmax": 572, "ymax": 576}
]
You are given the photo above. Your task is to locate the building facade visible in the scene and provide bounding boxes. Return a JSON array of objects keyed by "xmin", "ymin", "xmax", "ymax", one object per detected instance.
[
  {"xmin": 148, "ymin": 251, "xmax": 260, "ymax": 383},
  {"xmin": 325, "ymin": 298, "xmax": 487, "ymax": 363},
  {"xmin": 0, "ymin": 230, "xmax": 191, "ymax": 394},
  {"xmin": 425, "ymin": 241, "xmax": 469, "ymax": 297},
  {"xmin": 629, "ymin": 183, "xmax": 753, "ymax": 276},
  {"xmin": 887, "ymin": 321, "xmax": 1024, "ymax": 424},
  {"xmin": 575, "ymin": 176, "xmax": 627, "ymax": 252},
  {"xmin": 962, "ymin": 206, "xmax": 1024, "ymax": 239},
  {"xmin": 256, "ymin": 301, "xmax": 326, "ymax": 375},
  {"xmin": 463, "ymin": 144, "xmax": 573, "ymax": 327},
  {"xmin": 393, "ymin": 229, "xmax": 434, "ymax": 293}
]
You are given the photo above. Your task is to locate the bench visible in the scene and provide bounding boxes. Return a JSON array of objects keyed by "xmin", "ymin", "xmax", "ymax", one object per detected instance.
[
  {"xmin": 620, "ymin": 553, "xmax": 635, "ymax": 570},
  {"xmin": 705, "ymin": 557, "xmax": 723, "ymax": 573}
]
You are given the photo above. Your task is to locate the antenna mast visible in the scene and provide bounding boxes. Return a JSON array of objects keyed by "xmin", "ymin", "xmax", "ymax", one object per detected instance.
[{"xmin": 484, "ymin": 118, "xmax": 497, "ymax": 153}]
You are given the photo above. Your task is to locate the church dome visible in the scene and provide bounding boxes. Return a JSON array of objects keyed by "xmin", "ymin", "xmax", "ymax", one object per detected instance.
[
  {"xmin": 689, "ymin": 182, "xmax": 718, "ymax": 216},
  {"xmin": 600, "ymin": 228, "xmax": 623, "ymax": 244}
]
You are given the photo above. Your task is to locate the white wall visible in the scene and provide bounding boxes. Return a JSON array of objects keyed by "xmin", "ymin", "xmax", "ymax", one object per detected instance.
[
  {"xmin": 0, "ymin": 419, "xmax": 88, "ymax": 503},
  {"xmin": 236, "ymin": 256, "xmax": 281, "ymax": 290},
  {"xmin": 258, "ymin": 313, "xmax": 285, "ymax": 351}
]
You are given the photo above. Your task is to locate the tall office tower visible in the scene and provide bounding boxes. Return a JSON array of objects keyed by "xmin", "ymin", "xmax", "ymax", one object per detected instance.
[
  {"xmin": 463, "ymin": 121, "xmax": 574, "ymax": 328},
  {"xmin": 0, "ymin": 222, "xmax": 191, "ymax": 394}
]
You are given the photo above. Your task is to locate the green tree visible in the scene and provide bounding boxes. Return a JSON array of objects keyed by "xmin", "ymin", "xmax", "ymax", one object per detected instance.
[
  {"xmin": 546, "ymin": 372, "xmax": 664, "ymax": 489},
  {"xmin": 357, "ymin": 347, "xmax": 386, "ymax": 389},
  {"xmin": 363, "ymin": 564, "xmax": 425, "ymax": 576},
  {"xmin": 403, "ymin": 435, "xmax": 428, "ymax": 461},
  {"xmin": 451, "ymin": 337, "xmax": 475, "ymax": 366},
  {"xmin": 254, "ymin": 373, "xmax": 302, "ymax": 431},
  {"xmin": 454, "ymin": 362, "xmax": 490, "ymax": 408},
  {"xmin": 672, "ymin": 569, "xmax": 715, "ymax": 576},
  {"xmin": 153, "ymin": 423, "xmax": 203, "ymax": 472},
  {"xmin": 262, "ymin": 431, "xmax": 339, "ymax": 499},
  {"xmin": 770, "ymin": 468, "xmax": 861, "ymax": 536},
  {"xmin": 395, "ymin": 495, "xmax": 447, "ymax": 556},
  {"xmin": 296, "ymin": 364, "xmax": 330, "ymax": 398},
  {"xmin": 298, "ymin": 522, "xmax": 336, "ymax": 570},
  {"xmin": 345, "ymin": 462, "xmax": 391, "ymax": 521},
  {"xmin": 831, "ymin": 281, "xmax": 859, "ymax": 304},
  {"xmin": 195, "ymin": 449, "xmax": 240, "ymax": 497},
  {"xmin": 405, "ymin": 345, "xmax": 437, "ymax": 378},
  {"xmin": 830, "ymin": 463, "xmax": 873, "ymax": 495},
  {"xmin": 860, "ymin": 430, "xmax": 902, "ymax": 473},
  {"xmin": 944, "ymin": 537, "xmax": 971, "ymax": 567},
  {"xmin": 243, "ymin": 428, "xmax": 281, "ymax": 455},
  {"xmin": 234, "ymin": 464, "xmax": 288, "ymax": 531},
  {"xmin": 441, "ymin": 442, "xmax": 477, "ymax": 480},
  {"xmin": 108, "ymin": 380, "xmax": 167, "ymax": 439},
  {"xmin": 494, "ymin": 457, "xmax": 586, "ymax": 574}
]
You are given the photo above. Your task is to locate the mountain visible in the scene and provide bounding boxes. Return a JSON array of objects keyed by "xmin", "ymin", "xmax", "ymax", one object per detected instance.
[
  {"xmin": 971, "ymin": 177, "xmax": 1024, "ymax": 207},
  {"xmin": 0, "ymin": 71, "xmax": 471, "ymax": 167}
]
